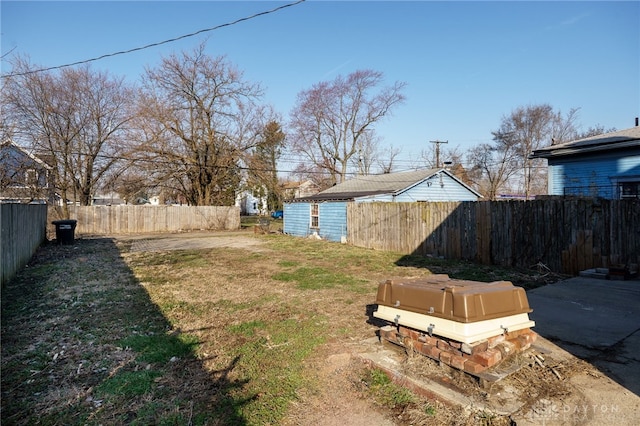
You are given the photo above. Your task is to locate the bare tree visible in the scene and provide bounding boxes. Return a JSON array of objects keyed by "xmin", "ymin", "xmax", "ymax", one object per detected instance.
[
  {"xmin": 289, "ymin": 162, "xmax": 334, "ymax": 192},
  {"xmin": 377, "ymin": 144, "xmax": 402, "ymax": 174},
  {"xmin": 349, "ymin": 129, "xmax": 380, "ymax": 175},
  {"xmin": 289, "ymin": 70, "xmax": 406, "ymax": 184},
  {"xmin": 492, "ymin": 104, "xmax": 581, "ymax": 198},
  {"xmin": 418, "ymin": 143, "xmax": 475, "ymax": 186},
  {"xmin": 70, "ymin": 67, "xmax": 134, "ymax": 205},
  {"xmin": 0, "ymin": 86, "xmax": 17, "ymax": 142},
  {"xmin": 574, "ymin": 124, "xmax": 617, "ymax": 140},
  {"xmin": 467, "ymin": 105, "xmax": 600, "ymax": 199},
  {"xmin": 131, "ymin": 45, "xmax": 267, "ymax": 206},
  {"xmin": 3, "ymin": 57, "xmax": 133, "ymax": 214},
  {"xmin": 466, "ymin": 143, "xmax": 520, "ymax": 200},
  {"xmin": 549, "ymin": 107, "xmax": 580, "ymax": 145},
  {"xmin": 100, "ymin": 166, "xmax": 155, "ymax": 205},
  {"xmin": 420, "ymin": 144, "xmax": 465, "ymax": 169},
  {"xmin": 245, "ymin": 119, "xmax": 286, "ymax": 211}
]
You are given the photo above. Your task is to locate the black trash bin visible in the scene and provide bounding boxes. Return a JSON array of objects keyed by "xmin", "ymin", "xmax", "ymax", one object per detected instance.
[{"xmin": 52, "ymin": 219, "xmax": 77, "ymax": 245}]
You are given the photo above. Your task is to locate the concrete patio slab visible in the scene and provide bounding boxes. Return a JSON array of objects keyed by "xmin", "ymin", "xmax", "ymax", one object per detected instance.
[{"xmin": 527, "ymin": 276, "xmax": 640, "ymax": 348}]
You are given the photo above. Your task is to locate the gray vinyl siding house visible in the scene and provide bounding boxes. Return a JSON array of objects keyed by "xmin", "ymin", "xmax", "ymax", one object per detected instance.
[
  {"xmin": 531, "ymin": 126, "xmax": 640, "ymax": 199},
  {"xmin": 0, "ymin": 140, "xmax": 53, "ymax": 203},
  {"xmin": 283, "ymin": 168, "xmax": 481, "ymax": 242}
]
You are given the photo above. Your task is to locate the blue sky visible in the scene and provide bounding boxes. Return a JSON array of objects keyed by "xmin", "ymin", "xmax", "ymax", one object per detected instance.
[{"xmin": 2, "ymin": 1, "xmax": 639, "ymax": 172}]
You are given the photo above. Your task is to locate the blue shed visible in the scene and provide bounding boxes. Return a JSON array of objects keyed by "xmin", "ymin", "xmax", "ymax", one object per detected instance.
[
  {"xmin": 283, "ymin": 168, "xmax": 481, "ymax": 242},
  {"xmin": 531, "ymin": 126, "xmax": 640, "ymax": 199}
]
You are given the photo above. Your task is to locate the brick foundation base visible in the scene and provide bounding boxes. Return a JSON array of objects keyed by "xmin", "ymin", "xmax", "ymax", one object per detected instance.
[{"xmin": 379, "ymin": 325, "xmax": 537, "ymax": 375}]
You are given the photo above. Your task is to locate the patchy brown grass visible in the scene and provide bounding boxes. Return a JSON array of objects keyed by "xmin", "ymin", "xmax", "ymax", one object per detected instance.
[{"xmin": 1, "ymin": 231, "xmax": 557, "ymax": 425}]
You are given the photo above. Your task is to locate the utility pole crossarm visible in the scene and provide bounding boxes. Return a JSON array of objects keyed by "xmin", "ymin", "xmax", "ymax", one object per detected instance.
[{"xmin": 429, "ymin": 139, "xmax": 448, "ymax": 168}]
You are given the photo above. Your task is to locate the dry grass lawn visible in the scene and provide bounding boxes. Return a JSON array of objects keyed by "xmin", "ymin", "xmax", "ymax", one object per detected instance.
[{"xmin": 1, "ymin": 230, "xmax": 558, "ymax": 425}]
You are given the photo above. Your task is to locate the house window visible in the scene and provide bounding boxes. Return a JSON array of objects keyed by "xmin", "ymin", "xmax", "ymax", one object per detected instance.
[
  {"xmin": 310, "ymin": 203, "xmax": 319, "ymax": 229},
  {"xmin": 25, "ymin": 169, "xmax": 37, "ymax": 185},
  {"xmin": 620, "ymin": 182, "xmax": 640, "ymax": 199}
]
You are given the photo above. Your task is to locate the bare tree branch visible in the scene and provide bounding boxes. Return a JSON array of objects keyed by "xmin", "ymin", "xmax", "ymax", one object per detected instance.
[
  {"xmin": 131, "ymin": 44, "xmax": 268, "ymax": 206},
  {"xmin": 289, "ymin": 70, "xmax": 406, "ymax": 185},
  {"xmin": 3, "ymin": 57, "xmax": 133, "ymax": 212}
]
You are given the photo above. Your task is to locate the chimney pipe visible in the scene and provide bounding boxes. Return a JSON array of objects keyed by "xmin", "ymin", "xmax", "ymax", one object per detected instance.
[{"xmin": 636, "ymin": 117, "xmax": 639, "ymax": 127}]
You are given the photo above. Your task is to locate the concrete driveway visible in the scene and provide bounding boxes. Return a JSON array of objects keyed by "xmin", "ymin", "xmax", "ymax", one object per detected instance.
[{"xmin": 527, "ymin": 276, "xmax": 640, "ymax": 395}]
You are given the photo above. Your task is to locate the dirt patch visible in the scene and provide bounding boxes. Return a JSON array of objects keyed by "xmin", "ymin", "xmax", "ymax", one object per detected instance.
[
  {"xmin": 126, "ymin": 232, "xmax": 269, "ymax": 253},
  {"xmin": 282, "ymin": 342, "xmax": 397, "ymax": 426}
]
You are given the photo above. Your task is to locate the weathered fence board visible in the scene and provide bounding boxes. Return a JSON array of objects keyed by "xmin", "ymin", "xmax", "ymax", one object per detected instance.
[
  {"xmin": 49, "ymin": 205, "xmax": 240, "ymax": 235},
  {"xmin": 1, "ymin": 203, "xmax": 48, "ymax": 285},
  {"xmin": 348, "ymin": 199, "xmax": 640, "ymax": 275}
]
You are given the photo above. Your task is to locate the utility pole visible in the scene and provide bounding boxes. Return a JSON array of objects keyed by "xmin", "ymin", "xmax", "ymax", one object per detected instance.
[
  {"xmin": 357, "ymin": 140, "xmax": 364, "ymax": 175},
  {"xmin": 429, "ymin": 140, "xmax": 448, "ymax": 167}
]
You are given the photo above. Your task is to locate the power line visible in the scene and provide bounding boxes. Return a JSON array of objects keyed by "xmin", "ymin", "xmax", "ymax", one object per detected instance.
[
  {"xmin": 24, "ymin": 146, "xmax": 458, "ymax": 180},
  {"xmin": 1, "ymin": 0, "xmax": 306, "ymax": 79},
  {"xmin": 17, "ymin": 140, "xmax": 547, "ymax": 178}
]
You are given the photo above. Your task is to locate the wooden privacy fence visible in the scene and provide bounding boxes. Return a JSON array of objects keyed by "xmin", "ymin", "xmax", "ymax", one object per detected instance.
[
  {"xmin": 1, "ymin": 203, "xmax": 48, "ymax": 285},
  {"xmin": 347, "ymin": 199, "xmax": 640, "ymax": 275},
  {"xmin": 52, "ymin": 205, "xmax": 240, "ymax": 235}
]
